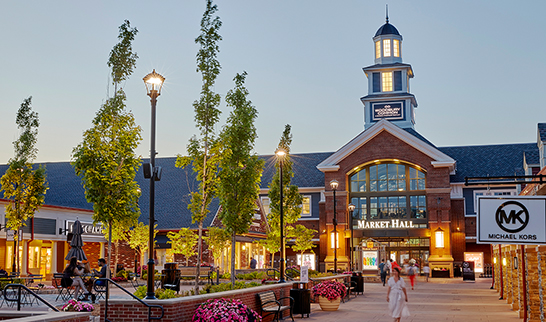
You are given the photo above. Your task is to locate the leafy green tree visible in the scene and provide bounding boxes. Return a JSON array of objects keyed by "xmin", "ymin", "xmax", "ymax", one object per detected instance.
[
  {"xmin": 204, "ymin": 227, "xmax": 231, "ymax": 268},
  {"xmin": 127, "ymin": 222, "xmax": 157, "ymax": 270},
  {"xmin": 218, "ymin": 72, "xmax": 264, "ymax": 285},
  {"xmin": 102, "ymin": 220, "xmax": 132, "ymax": 274},
  {"xmin": 176, "ymin": 0, "xmax": 222, "ymax": 293},
  {"xmin": 0, "ymin": 97, "xmax": 48, "ymax": 273},
  {"xmin": 267, "ymin": 125, "xmax": 303, "ymax": 270},
  {"xmin": 167, "ymin": 228, "xmax": 198, "ymax": 266},
  {"xmin": 72, "ymin": 20, "xmax": 141, "ymax": 280},
  {"xmin": 290, "ymin": 225, "xmax": 317, "ymax": 258}
]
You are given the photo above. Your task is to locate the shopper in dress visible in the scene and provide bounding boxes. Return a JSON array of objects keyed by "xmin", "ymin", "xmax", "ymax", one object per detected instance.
[{"xmin": 386, "ymin": 267, "xmax": 409, "ymax": 322}]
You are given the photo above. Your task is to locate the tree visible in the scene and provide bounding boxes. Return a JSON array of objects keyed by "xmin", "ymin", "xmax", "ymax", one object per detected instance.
[
  {"xmin": 290, "ymin": 225, "xmax": 317, "ymax": 258},
  {"xmin": 102, "ymin": 219, "xmax": 132, "ymax": 275},
  {"xmin": 127, "ymin": 222, "xmax": 157, "ymax": 271},
  {"xmin": 218, "ymin": 72, "xmax": 264, "ymax": 285},
  {"xmin": 0, "ymin": 97, "xmax": 48, "ymax": 273},
  {"xmin": 176, "ymin": 0, "xmax": 222, "ymax": 293},
  {"xmin": 204, "ymin": 227, "xmax": 231, "ymax": 269},
  {"xmin": 267, "ymin": 125, "xmax": 303, "ymax": 271},
  {"xmin": 72, "ymin": 20, "xmax": 141, "ymax": 281},
  {"xmin": 167, "ymin": 228, "xmax": 198, "ymax": 266}
]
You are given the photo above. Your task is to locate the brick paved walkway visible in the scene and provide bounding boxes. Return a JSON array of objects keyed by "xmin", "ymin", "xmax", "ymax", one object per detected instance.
[{"xmin": 302, "ymin": 276, "xmax": 521, "ymax": 322}]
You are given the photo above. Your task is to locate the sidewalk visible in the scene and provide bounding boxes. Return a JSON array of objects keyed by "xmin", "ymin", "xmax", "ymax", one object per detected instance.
[{"xmin": 303, "ymin": 276, "xmax": 521, "ymax": 322}]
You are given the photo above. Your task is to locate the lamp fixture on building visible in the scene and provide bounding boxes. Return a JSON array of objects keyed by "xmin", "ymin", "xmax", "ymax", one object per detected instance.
[
  {"xmin": 143, "ymin": 69, "xmax": 165, "ymax": 300},
  {"xmin": 435, "ymin": 228, "xmax": 444, "ymax": 249},
  {"xmin": 330, "ymin": 179, "xmax": 339, "ymax": 272},
  {"xmin": 276, "ymin": 148, "xmax": 287, "ymax": 283},
  {"xmin": 330, "ymin": 231, "xmax": 339, "ymax": 249}
]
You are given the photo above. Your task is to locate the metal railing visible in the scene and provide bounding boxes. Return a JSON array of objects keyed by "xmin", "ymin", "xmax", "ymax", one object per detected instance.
[
  {"xmin": 95, "ymin": 278, "xmax": 164, "ymax": 322},
  {"xmin": 3, "ymin": 283, "xmax": 59, "ymax": 312}
]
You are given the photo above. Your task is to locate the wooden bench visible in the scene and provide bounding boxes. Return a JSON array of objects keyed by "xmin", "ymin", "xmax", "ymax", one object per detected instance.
[
  {"xmin": 178, "ymin": 266, "xmax": 212, "ymax": 278},
  {"xmin": 257, "ymin": 291, "xmax": 294, "ymax": 322}
]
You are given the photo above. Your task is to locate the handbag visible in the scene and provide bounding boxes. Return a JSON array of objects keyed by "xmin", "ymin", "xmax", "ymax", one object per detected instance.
[{"xmin": 402, "ymin": 305, "xmax": 410, "ymax": 317}]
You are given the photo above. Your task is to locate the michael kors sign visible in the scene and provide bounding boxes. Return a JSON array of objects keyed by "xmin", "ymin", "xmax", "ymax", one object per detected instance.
[{"xmin": 357, "ymin": 219, "xmax": 416, "ymax": 229}]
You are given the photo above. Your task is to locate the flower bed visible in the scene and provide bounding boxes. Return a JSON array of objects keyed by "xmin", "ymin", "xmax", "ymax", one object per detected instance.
[{"xmin": 193, "ymin": 298, "xmax": 261, "ymax": 322}]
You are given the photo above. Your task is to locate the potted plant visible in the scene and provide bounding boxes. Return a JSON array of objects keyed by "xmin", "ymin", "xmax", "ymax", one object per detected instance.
[
  {"xmin": 193, "ymin": 298, "xmax": 262, "ymax": 322},
  {"xmin": 311, "ymin": 279, "xmax": 346, "ymax": 311}
]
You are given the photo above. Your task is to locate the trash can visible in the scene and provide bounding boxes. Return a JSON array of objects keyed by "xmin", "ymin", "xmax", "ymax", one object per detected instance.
[
  {"xmin": 161, "ymin": 263, "xmax": 180, "ymax": 292},
  {"xmin": 291, "ymin": 283, "xmax": 310, "ymax": 318},
  {"xmin": 116, "ymin": 264, "xmax": 124, "ymax": 274},
  {"xmin": 351, "ymin": 275, "xmax": 364, "ymax": 295}
]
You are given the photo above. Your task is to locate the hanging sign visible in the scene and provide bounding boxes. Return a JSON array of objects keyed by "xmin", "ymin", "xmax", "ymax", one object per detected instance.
[
  {"xmin": 367, "ymin": 241, "xmax": 374, "ymax": 249},
  {"xmin": 477, "ymin": 196, "xmax": 546, "ymax": 245}
]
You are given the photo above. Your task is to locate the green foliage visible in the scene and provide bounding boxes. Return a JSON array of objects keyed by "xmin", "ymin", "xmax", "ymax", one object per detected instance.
[
  {"xmin": 200, "ymin": 281, "xmax": 260, "ymax": 294},
  {"xmin": 289, "ymin": 225, "xmax": 317, "ymax": 255},
  {"xmin": 1, "ymin": 97, "xmax": 48, "ymax": 272},
  {"xmin": 266, "ymin": 125, "xmax": 303, "ymax": 258},
  {"xmin": 155, "ymin": 288, "xmax": 178, "ymax": 299},
  {"xmin": 107, "ymin": 20, "xmax": 138, "ymax": 88},
  {"xmin": 127, "ymin": 222, "xmax": 157, "ymax": 255},
  {"xmin": 204, "ymin": 227, "xmax": 230, "ymax": 262},
  {"xmin": 235, "ymin": 271, "xmax": 266, "ymax": 280},
  {"xmin": 116, "ymin": 270, "xmax": 129, "ymax": 279},
  {"xmin": 167, "ymin": 228, "xmax": 198, "ymax": 266}
]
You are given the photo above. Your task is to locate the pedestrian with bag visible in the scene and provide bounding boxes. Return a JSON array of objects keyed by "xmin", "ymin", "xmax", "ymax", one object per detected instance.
[
  {"xmin": 386, "ymin": 267, "xmax": 410, "ymax": 322},
  {"xmin": 407, "ymin": 262, "xmax": 416, "ymax": 290}
]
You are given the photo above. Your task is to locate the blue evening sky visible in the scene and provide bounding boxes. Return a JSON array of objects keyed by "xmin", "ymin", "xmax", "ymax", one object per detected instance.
[{"xmin": 1, "ymin": 1, "xmax": 544, "ymax": 163}]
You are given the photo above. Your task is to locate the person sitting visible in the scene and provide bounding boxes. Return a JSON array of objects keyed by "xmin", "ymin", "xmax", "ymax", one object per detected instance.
[
  {"xmin": 92, "ymin": 258, "xmax": 108, "ymax": 286},
  {"xmin": 63, "ymin": 257, "xmax": 88, "ymax": 301}
]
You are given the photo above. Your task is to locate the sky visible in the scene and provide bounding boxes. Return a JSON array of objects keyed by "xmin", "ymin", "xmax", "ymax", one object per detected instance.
[{"xmin": 1, "ymin": 1, "xmax": 545, "ymax": 163}]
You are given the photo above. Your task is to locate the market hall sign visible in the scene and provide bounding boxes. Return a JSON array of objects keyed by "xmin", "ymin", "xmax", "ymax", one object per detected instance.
[
  {"xmin": 477, "ymin": 196, "xmax": 546, "ymax": 245},
  {"xmin": 372, "ymin": 102, "xmax": 404, "ymax": 121},
  {"xmin": 357, "ymin": 219, "xmax": 416, "ymax": 229}
]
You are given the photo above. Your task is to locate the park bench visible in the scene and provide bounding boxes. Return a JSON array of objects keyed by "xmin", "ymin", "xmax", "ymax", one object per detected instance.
[
  {"xmin": 257, "ymin": 291, "xmax": 294, "ymax": 322},
  {"xmin": 178, "ymin": 266, "xmax": 213, "ymax": 278}
]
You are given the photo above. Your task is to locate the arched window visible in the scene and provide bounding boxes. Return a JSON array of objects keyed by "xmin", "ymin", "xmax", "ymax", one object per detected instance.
[{"xmin": 349, "ymin": 162, "xmax": 427, "ymax": 227}]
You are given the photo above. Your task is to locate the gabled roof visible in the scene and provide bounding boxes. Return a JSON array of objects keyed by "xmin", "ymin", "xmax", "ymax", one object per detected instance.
[
  {"xmin": 438, "ymin": 143, "xmax": 535, "ymax": 183},
  {"xmin": 316, "ymin": 120, "xmax": 455, "ymax": 173},
  {"xmin": 538, "ymin": 123, "xmax": 546, "ymax": 142},
  {"xmin": 524, "ymin": 150, "xmax": 540, "ymax": 166}
]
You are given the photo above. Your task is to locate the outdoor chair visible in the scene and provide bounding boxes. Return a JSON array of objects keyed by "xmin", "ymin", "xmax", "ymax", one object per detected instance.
[
  {"xmin": 93, "ymin": 279, "xmax": 107, "ymax": 301},
  {"xmin": 53, "ymin": 273, "xmax": 73, "ymax": 301},
  {"xmin": 128, "ymin": 273, "xmax": 143, "ymax": 290}
]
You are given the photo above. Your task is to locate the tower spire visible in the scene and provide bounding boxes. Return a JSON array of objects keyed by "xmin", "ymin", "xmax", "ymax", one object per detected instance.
[{"xmin": 386, "ymin": 4, "xmax": 389, "ymax": 23}]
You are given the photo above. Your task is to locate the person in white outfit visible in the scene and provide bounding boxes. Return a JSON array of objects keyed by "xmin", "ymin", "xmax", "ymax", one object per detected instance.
[{"xmin": 386, "ymin": 267, "xmax": 409, "ymax": 322}]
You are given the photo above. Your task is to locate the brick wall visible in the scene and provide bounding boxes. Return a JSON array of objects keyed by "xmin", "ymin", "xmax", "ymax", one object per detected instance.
[{"xmin": 100, "ymin": 283, "xmax": 293, "ymax": 322}]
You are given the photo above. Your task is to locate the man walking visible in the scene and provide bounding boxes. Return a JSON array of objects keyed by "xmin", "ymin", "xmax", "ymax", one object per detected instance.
[{"xmin": 379, "ymin": 259, "xmax": 387, "ymax": 286}]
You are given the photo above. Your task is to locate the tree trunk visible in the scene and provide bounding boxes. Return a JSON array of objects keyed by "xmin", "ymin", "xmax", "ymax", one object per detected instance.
[
  {"xmin": 231, "ymin": 231, "xmax": 236, "ymax": 286},
  {"xmin": 195, "ymin": 221, "xmax": 203, "ymax": 294},
  {"xmin": 113, "ymin": 240, "xmax": 119, "ymax": 279},
  {"xmin": 107, "ymin": 221, "xmax": 112, "ymax": 299}
]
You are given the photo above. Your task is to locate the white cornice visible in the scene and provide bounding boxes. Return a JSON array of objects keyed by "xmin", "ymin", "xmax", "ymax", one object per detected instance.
[{"xmin": 317, "ymin": 120, "xmax": 456, "ymax": 173}]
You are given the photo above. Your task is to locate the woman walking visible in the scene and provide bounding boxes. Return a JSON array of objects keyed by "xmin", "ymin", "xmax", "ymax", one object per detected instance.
[{"xmin": 386, "ymin": 267, "xmax": 409, "ymax": 322}]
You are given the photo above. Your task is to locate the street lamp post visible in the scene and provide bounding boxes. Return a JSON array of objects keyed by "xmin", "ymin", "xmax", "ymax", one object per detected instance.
[
  {"xmin": 143, "ymin": 69, "xmax": 165, "ymax": 300},
  {"xmin": 348, "ymin": 203, "xmax": 355, "ymax": 271},
  {"xmin": 330, "ymin": 179, "xmax": 339, "ymax": 273},
  {"xmin": 276, "ymin": 148, "xmax": 286, "ymax": 283}
]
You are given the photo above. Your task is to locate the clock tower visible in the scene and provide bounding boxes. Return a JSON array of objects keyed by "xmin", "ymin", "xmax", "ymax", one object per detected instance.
[{"xmin": 362, "ymin": 14, "xmax": 418, "ymax": 130}]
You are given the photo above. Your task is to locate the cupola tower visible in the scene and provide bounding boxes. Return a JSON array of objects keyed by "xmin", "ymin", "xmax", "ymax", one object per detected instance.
[{"xmin": 361, "ymin": 11, "xmax": 418, "ymax": 130}]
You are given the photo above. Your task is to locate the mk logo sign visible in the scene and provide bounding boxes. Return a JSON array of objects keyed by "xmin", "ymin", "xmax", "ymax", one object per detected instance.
[{"xmin": 495, "ymin": 201, "xmax": 530, "ymax": 233}]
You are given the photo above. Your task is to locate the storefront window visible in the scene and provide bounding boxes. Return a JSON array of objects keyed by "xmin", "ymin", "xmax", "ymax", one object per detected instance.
[
  {"xmin": 297, "ymin": 254, "xmax": 316, "ymax": 270},
  {"xmin": 350, "ymin": 162, "xmax": 427, "ymax": 221}
]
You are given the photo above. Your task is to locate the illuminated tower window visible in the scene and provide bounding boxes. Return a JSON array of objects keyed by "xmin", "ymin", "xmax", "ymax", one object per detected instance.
[
  {"xmin": 383, "ymin": 39, "xmax": 391, "ymax": 56},
  {"xmin": 393, "ymin": 39, "xmax": 400, "ymax": 57},
  {"xmin": 382, "ymin": 72, "xmax": 393, "ymax": 92},
  {"xmin": 375, "ymin": 41, "xmax": 381, "ymax": 59}
]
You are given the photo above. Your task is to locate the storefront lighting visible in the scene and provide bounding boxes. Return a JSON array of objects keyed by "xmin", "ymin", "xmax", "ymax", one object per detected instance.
[
  {"xmin": 242, "ymin": 245, "xmax": 246, "ymax": 250},
  {"xmin": 494, "ymin": 257, "xmax": 497, "ymax": 264},
  {"xmin": 502, "ymin": 258, "xmax": 507, "ymax": 266},
  {"xmin": 330, "ymin": 232, "xmax": 339, "ymax": 249},
  {"xmin": 393, "ymin": 159, "xmax": 399, "ymax": 162},
  {"xmin": 435, "ymin": 229, "xmax": 444, "ymax": 248}
]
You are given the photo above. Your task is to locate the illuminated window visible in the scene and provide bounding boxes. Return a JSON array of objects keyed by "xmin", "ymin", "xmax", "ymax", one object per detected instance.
[
  {"xmin": 297, "ymin": 254, "xmax": 316, "ymax": 270},
  {"xmin": 350, "ymin": 170, "xmax": 366, "ymax": 192},
  {"xmin": 375, "ymin": 41, "xmax": 381, "ymax": 58},
  {"xmin": 260, "ymin": 197, "xmax": 270, "ymax": 215},
  {"xmin": 383, "ymin": 39, "xmax": 391, "ymax": 56},
  {"xmin": 382, "ymin": 72, "xmax": 393, "ymax": 92},
  {"xmin": 301, "ymin": 196, "xmax": 311, "ymax": 216},
  {"xmin": 330, "ymin": 232, "xmax": 339, "ymax": 249},
  {"xmin": 393, "ymin": 39, "xmax": 400, "ymax": 57},
  {"xmin": 435, "ymin": 230, "xmax": 444, "ymax": 248}
]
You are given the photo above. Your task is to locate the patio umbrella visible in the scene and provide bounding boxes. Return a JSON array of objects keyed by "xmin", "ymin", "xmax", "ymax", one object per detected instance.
[{"xmin": 65, "ymin": 219, "xmax": 88, "ymax": 261}]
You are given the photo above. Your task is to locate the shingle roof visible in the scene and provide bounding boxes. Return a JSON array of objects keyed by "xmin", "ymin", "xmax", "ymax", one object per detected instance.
[
  {"xmin": 438, "ymin": 143, "xmax": 536, "ymax": 183},
  {"xmin": 375, "ymin": 22, "xmax": 401, "ymax": 37},
  {"xmin": 524, "ymin": 150, "xmax": 540, "ymax": 165},
  {"xmin": 259, "ymin": 152, "xmax": 333, "ymax": 189},
  {"xmin": 539, "ymin": 123, "xmax": 546, "ymax": 142}
]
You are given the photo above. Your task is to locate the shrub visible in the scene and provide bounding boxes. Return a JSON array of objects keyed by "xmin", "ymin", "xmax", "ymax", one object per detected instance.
[
  {"xmin": 193, "ymin": 298, "xmax": 261, "ymax": 322},
  {"xmin": 133, "ymin": 286, "xmax": 180, "ymax": 299}
]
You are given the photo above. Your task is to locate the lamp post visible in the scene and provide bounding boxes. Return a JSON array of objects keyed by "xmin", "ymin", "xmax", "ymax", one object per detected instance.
[
  {"xmin": 330, "ymin": 179, "xmax": 339, "ymax": 273},
  {"xmin": 143, "ymin": 69, "xmax": 165, "ymax": 299},
  {"xmin": 276, "ymin": 148, "xmax": 286, "ymax": 283},
  {"xmin": 348, "ymin": 203, "xmax": 355, "ymax": 271}
]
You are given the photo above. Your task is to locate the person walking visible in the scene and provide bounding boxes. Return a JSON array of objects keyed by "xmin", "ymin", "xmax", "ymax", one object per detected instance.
[
  {"xmin": 379, "ymin": 259, "xmax": 387, "ymax": 286},
  {"xmin": 407, "ymin": 262, "xmax": 416, "ymax": 290},
  {"xmin": 423, "ymin": 264, "xmax": 430, "ymax": 282},
  {"xmin": 386, "ymin": 267, "xmax": 409, "ymax": 322}
]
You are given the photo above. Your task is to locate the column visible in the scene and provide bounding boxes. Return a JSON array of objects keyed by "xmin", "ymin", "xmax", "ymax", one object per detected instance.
[{"xmin": 526, "ymin": 247, "xmax": 540, "ymax": 321}]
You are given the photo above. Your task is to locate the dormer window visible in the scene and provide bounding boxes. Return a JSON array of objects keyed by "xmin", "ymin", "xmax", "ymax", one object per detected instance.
[
  {"xmin": 382, "ymin": 72, "xmax": 393, "ymax": 92},
  {"xmin": 383, "ymin": 39, "xmax": 391, "ymax": 56},
  {"xmin": 393, "ymin": 39, "xmax": 400, "ymax": 57},
  {"xmin": 375, "ymin": 41, "xmax": 380, "ymax": 59}
]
